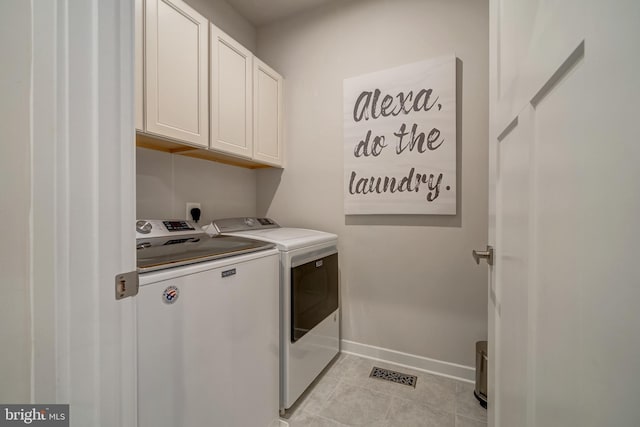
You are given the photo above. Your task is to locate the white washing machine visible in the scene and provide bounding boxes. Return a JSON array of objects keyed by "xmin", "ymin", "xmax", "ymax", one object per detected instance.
[
  {"xmin": 211, "ymin": 217, "xmax": 340, "ymax": 412},
  {"xmin": 135, "ymin": 219, "xmax": 280, "ymax": 427}
]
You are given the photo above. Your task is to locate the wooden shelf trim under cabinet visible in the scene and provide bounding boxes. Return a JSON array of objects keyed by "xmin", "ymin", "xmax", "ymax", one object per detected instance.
[{"xmin": 136, "ymin": 132, "xmax": 272, "ymax": 169}]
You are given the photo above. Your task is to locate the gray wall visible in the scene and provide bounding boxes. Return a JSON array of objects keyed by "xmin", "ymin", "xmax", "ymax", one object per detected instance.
[
  {"xmin": 256, "ymin": 0, "xmax": 489, "ymax": 366},
  {"xmin": 137, "ymin": 148, "xmax": 257, "ymax": 220},
  {"xmin": 0, "ymin": 0, "xmax": 32, "ymax": 402}
]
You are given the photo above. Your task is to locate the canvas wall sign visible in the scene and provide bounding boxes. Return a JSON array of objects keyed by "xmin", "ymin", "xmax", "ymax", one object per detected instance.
[{"xmin": 343, "ymin": 55, "xmax": 457, "ymax": 215}]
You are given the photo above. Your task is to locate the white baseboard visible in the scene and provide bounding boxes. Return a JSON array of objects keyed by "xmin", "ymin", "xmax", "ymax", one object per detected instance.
[{"xmin": 340, "ymin": 339, "xmax": 475, "ymax": 383}]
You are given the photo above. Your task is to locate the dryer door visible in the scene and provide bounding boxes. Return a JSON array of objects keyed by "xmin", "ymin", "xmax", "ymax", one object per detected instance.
[{"xmin": 291, "ymin": 252, "xmax": 339, "ymax": 342}]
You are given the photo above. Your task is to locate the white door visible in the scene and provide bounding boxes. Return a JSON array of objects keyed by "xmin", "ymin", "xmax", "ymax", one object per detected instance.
[
  {"xmin": 210, "ymin": 25, "xmax": 254, "ymax": 158},
  {"xmin": 30, "ymin": 1, "xmax": 137, "ymax": 425},
  {"xmin": 488, "ymin": 1, "xmax": 640, "ymax": 426}
]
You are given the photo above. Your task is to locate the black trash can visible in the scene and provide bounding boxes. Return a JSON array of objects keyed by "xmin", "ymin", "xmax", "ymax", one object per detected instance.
[{"xmin": 474, "ymin": 340, "xmax": 488, "ymax": 408}]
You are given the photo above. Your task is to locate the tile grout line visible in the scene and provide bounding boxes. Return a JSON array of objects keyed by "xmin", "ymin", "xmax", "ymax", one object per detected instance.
[
  {"xmin": 454, "ymin": 382, "xmax": 459, "ymax": 427},
  {"xmin": 380, "ymin": 394, "xmax": 394, "ymax": 426}
]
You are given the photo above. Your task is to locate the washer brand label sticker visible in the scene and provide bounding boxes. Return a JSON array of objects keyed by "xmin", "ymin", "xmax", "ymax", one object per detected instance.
[
  {"xmin": 1, "ymin": 404, "xmax": 69, "ymax": 426},
  {"xmin": 162, "ymin": 286, "xmax": 179, "ymax": 304},
  {"xmin": 221, "ymin": 268, "xmax": 236, "ymax": 278}
]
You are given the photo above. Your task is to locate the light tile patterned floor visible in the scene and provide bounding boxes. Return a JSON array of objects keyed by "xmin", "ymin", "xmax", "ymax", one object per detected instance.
[{"xmin": 281, "ymin": 353, "xmax": 487, "ymax": 427}]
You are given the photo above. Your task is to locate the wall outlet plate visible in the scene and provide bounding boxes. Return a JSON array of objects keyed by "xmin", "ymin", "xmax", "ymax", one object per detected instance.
[{"xmin": 186, "ymin": 202, "xmax": 201, "ymax": 221}]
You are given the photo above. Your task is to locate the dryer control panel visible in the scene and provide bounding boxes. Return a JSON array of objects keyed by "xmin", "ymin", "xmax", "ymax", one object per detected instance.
[{"xmin": 212, "ymin": 217, "xmax": 280, "ymax": 233}]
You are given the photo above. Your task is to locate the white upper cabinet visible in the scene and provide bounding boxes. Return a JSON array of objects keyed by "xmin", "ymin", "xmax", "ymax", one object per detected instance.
[
  {"xmin": 144, "ymin": 0, "xmax": 208, "ymax": 147},
  {"xmin": 135, "ymin": 0, "xmax": 144, "ymax": 131},
  {"xmin": 135, "ymin": 1, "xmax": 284, "ymax": 168},
  {"xmin": 210, "ymin": 25, "xmax": 253, "ymax": 158},
  {"xmin": 253, "ymin": 59, "xmax": 284, "ymax": 167}
]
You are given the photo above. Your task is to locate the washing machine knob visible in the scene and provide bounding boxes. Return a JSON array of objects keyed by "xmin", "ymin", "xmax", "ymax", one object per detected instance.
[
  {"xmin": 136, "ymin": 220, "xmax": 152, "ymax": 234},
  {"xmin": 244, "ymin": 217, "xmax": 256, "ymax": 227}
]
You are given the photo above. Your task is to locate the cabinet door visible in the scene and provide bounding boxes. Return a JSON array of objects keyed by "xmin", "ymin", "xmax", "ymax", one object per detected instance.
[
  {"xmin": 253, "ymin": 59, "xmax": 284, "ymax": 167},
  {"xmin": 210, "ymin": 25, "xmax": 253, "ymax": 158},
  {"xmin": 145, "ymin": 0, "xmax": 208, "ymax": 147},
  {"xmin": 135, "ymin": 0, "xmax": 144, "ymax": 131}
]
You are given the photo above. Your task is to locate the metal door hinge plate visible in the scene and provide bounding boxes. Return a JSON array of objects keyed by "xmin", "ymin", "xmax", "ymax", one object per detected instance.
[{"xmin": 115, "ymin": 271, "xmax": 139, "ymax": 300}]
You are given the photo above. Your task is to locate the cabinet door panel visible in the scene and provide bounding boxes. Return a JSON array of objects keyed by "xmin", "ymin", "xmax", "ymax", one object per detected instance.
[
  {"xmin": 145, "ymin": 0, "xmax": 208, "ymax": 147},
  {"xmin": 253, "ymin": 59, "xmax": 283, "ymax": 167},
  {"xmin": 210, "ymin": 25, "xmax": 253, "ymax": 158},
  {"xmin": 135, "ymin": 0, "xmax": 144, "ymax": 131}
]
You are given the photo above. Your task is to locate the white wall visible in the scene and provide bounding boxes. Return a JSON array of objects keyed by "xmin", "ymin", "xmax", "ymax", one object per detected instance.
[
  {"xmin": 137, "ymin": 148, "xmax": 257, "ymax": 220},
  {"xmin": 256, "ymin": 0, "xmax": 489, "ymax": 367},
  {"xmin": 184, "ymin": 0, "xmax": 256, "ymax": 51},
  {"xmin": 0, "ymin": 0, "xmax": 32, "ymax": 403}
]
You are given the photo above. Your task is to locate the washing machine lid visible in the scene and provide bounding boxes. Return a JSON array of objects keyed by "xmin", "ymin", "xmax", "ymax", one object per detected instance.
[
  {"xmin": 136, "ymin": 234, "xmax": 274, "ymax": 272},
  {"xmin": 135, "ymin": 219, "xmax": 275, "ymax": 273}
]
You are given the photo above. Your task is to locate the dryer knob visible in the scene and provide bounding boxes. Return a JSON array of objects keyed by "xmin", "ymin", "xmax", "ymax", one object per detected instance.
[
  {"xmin": 244, "ymin": 217, "xmax": 255, "ymax": 227},
  {"xmin": 136, "ymin": 220, "xmax": 152, "ymax": 234}
]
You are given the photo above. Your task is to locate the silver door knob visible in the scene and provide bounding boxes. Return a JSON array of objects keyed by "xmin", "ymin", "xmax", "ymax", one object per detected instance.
[{"xmin": 472, "ymin": 245, "xmax": 494, "ymax": 266}]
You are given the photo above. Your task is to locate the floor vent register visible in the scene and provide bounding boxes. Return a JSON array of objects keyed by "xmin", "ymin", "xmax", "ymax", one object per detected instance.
[{"xmin": 369, "ymin": 366, "xmax": 417, "ymax": 388}]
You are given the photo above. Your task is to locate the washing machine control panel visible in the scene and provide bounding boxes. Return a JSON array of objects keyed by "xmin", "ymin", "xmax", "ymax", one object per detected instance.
[{"xmin": 136, "ymin": 219, "xmax": 201, "ymax": 239}]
